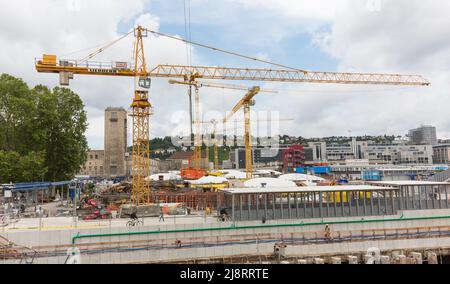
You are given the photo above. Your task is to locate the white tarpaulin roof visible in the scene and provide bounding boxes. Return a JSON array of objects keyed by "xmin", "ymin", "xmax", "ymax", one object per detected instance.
[
  {"xmin": 190, "ymin": 176, "xmax": 228, "ymax": 185},
  {"xmin": 279, "ymin": 173, "xmax": 325, "ymax": 182},
  {"xmin": 145, "ymin": 173, "xmax": 181, "ymax": 181},
  {"xmin": 254, "ymin": 170, "xmax": 282, "ymax": 176},
  {"xmin": 220, "ymin": 170, "xmax": 247, "ymax": 179},
  {"xmin": 244, "ymin": 178, "xmax": 296, "ymax": 188}
]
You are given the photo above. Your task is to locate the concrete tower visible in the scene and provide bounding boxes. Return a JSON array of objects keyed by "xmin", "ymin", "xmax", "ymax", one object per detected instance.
[{"xmin": 104, "ymin": 107, "xmax": 128, "ymax": 177}]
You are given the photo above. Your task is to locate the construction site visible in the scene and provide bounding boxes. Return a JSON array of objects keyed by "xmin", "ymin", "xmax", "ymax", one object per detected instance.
[{"xmin": 1, "ymin": 1, "xmax": 450, "ymax": 267}]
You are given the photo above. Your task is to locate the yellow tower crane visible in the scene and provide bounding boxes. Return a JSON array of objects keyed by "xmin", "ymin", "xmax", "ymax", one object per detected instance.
[
  {"xmin": 202, "ymin": 119, "xmax": 220, "ymax": 171},
  {"xmin": 169, "ymin": 80, "xmax": 277, "ymax": 173},
  {"xmin": 201, "ymin": 118, "xmax": 293, "ymax": 172},
  {"xmin": 35, "ymin": 27, "xmax": 430, "ymax": 203},
  {"xmin": 223, "ymin": 86, "xmax": 260, "ymax": 179}
]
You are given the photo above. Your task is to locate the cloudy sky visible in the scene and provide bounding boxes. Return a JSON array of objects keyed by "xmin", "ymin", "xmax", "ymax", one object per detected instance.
[{"xmin": 0, "ymin": 0, "xmax": 449, "ymax": 149}]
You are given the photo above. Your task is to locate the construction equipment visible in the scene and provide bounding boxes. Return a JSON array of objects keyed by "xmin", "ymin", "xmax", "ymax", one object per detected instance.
[
  {"xmin": 223, "ymin": 87, "xmax": 261, "ymax": 179},
  {"xmin": 35, "ymin": 27, "xmax": 429, "ymax": 199},
  {"xmin": 202, "ymin": 119, "xmax": 242, "ymax": 171},
  {"xmin": 169, "ymin": 79, "xmax": 278, "ymax": 174},
  {"xmin": 36, "ymin": 27, "xmax": 152, "ymax": 205},
  {"xmin": 201, "ymin": 118, "xmax": 293, "ymax": 172}
]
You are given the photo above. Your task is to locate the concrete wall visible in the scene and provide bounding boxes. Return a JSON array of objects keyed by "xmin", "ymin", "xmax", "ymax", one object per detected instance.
[{"xmin": 2, "ymin": 209, "xmax": 450, "ymax": 264}]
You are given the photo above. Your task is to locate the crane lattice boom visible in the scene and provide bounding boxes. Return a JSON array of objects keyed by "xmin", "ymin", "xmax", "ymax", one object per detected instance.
[
  {"xmin": 151, "ymin": 65, "xmax": 430, "ymax": 86},
  {"xmin": 35, "ymin": 60, "xmax": 430, "ymax": 86}
]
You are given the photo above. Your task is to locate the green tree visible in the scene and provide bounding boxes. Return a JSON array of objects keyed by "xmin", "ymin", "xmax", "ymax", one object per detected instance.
[
  {"xmin": 0, "ymin": 74, "xmax": 88, "ymax": 183},
  {"xmin": 0, "ymin": 74, "xmax": 37, "ymax": 154},
  {"xmin": 33, "ymin": 86, "xmax": 88, "ymax": 181}
]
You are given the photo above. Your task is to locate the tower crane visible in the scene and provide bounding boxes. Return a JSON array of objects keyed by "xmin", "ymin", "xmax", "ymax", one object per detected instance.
[
  {"xmin": 35, "ymin": 26, "xmax": 430, "ymax": 203},
  {"xmin": 200, "ymin": 118, "xmax": 294, "ymax": 172},
  {"xmin": 168, "ymin": 79, "xmax": 277, "ymax": 178},
  {"xmin": 223, "ymin": 86, "xmax": 260, "ymax": 179}
]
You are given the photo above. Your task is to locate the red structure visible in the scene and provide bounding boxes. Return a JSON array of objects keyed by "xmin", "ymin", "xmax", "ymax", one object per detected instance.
[{"xmin": 283, "ymin": 145, "xmax": 306, "ymax": 173}]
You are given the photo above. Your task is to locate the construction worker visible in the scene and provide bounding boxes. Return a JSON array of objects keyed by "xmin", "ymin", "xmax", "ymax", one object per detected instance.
[
  {"xmin": 158, "ymin": 208, "xmax": 165, "ymax": 222},
  {"xmin": 324, "ymin": 224, "xmax": 333, "ymax": 242}
]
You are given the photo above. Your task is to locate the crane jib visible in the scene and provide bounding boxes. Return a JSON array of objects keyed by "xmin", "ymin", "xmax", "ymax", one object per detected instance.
[{"xmin": 35, "ymin": 61, "xmax": 430, "ymax": 86}]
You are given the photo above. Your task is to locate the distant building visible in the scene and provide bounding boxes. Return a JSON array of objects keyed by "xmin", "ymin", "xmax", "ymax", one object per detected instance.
[
  {"xmin": 283, "ymin": 145, "xmax": 306, "ymax": 173},
  {"xmin": 305, "ymin": 139, "xmax": 433, "ymax": 165},
  {"xmin": 308, "ymin": 142, "xmax": 327, "ymax": 162},
  {"xmin": 230, "ymin": 145, "xmax": 305, "ymax": 171},
  {"xmin": 433, "ymin": 144, "xmax": 450, "ymax": 164},
  {"xmin": 77, "ymin": 107, "xmax": 162, "ymax": 178},
  {"xmin": 124, "ymin": 154, "xmax": 159, "ymax": 176},
  {"xmin": 408, "ymin": 125, "xmax": 437, "ymax": 146},
  {"xmin": 79, "ymin": 150, "xmax": 105, "ymax": 177},
  {"xmin": 364, "ymin": 144, "xmax": 433, "ymax": 165},
  {"xmin": 167, "ymin": 151, "xmax": 209, "ymax": 169},
  {"xmin": 104, "ymin": 107, "xmax": 127, "ymax": 177},
  {"xmin": 168, "ymin": 151, "xmax": 194, "ymax": 169}
]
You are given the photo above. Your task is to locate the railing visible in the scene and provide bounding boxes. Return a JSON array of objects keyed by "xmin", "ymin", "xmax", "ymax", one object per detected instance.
[
  {"xmin": 0, "ymin": 235, "xmax": 37, "ymax": 263},
  {"xmin": 3, "ymin": 224, "xmax": 450, "ymax": 262},
  {"xmin": 428, "ymin": 169, "xmax": 450, "ymax": 182},
  {"xmin": 35, "ymin": 58, "xmax": 135, "ymax": 71}
]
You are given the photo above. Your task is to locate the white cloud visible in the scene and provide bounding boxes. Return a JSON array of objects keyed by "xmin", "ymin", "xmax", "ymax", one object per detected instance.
[
  {"xmin": 1, "ymin": 0, "xmax": 449, "ymax": 148},
  {"xmin": 186, "ymin": 0, "xmax": 450, "ymax": 140},
  {"xmin": 310, "ymin": 0, "xmax": 450, "ymax": 139},
  {"xmin": 0, "ymin": 0, "xmax": 197, "ymax": 149}
]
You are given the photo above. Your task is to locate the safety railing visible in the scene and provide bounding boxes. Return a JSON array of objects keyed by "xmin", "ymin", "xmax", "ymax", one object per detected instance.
[
  {"xmin": 35, "ymin": 58, "xmax": 135, "ymax": 71},
  {"xmin": 3, "ymin": 224, "xmax": 450, "ymax": 262},
  {"xmin": 428, "ymin": 168, "xmax": 450, "ymax": 182}
]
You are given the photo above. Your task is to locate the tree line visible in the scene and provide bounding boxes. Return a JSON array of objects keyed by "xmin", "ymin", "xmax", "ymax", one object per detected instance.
[{"xmin": 0, "ymin": 74, "xmax": 88, "ymax": 183}]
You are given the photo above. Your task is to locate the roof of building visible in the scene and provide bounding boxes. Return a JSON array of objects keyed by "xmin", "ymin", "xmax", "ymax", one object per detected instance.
[
  {"xmin": 279, "ymin": 173, "xmax": 325, "ymax": 182},
  {"xmin": 145, "ymin": 173, "xmax": 181, "ymax": 181},
  {"xmin": 167, "ymin": 151, "xmax": 194, "ymax": 160},
  {"xmin": 244, "ymin": 178, "xmax": 296, "ymax": 187},
  {"xmin": 1, "ymin": 181, "xmax": 72, "ymax": 192},
  {"xmin": 190, "ymin": 176, "xmax": 228, "ymax": 185},
  {"xmin": 105, "ymin": 107, "xmax": 126, "ymax": 112},
  {"xmin": 221, "ymin": 185, "xmax": 395, "ymax": 195},
  {"xmin": 219, "ymin": 170, "xmax": 247, "ymax": 179},
  {"xmin": 368, "ymin": 181, "xmax": 450, "ymax": 186},
  {"xmin": 253, "ymin": 170, "xmax": 282, "ymax": 175},
  {"xmin": 433, "ymin": 144, "xmax": 450, "ymax": 148}
]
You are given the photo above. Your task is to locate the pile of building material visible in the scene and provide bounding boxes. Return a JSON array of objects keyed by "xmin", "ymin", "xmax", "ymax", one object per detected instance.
[{"xmin": 160, "ymin": 203, "xmax": 188, "ymax": 215}]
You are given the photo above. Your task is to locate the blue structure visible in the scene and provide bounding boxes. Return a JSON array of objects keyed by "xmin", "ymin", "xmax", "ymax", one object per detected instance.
[
  {"xmin": 311, "ymin": 166, "xmax": 332, "ymax": 175},
  {"xmin": 295, "ymin": 166, "xmax": 332, "ymax": 175},
  {"xmin": 362, "ymin": 170, "xmax": 382, "ymax": 181},
  {"xmin": 2, "ymin": 181, "xmax": 71, "ymax": 192}
]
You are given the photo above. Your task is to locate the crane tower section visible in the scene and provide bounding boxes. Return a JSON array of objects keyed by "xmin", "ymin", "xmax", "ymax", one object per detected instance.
[{"xmin": 130, "ymin": 26, "xmax": 152, "ymax": 205}]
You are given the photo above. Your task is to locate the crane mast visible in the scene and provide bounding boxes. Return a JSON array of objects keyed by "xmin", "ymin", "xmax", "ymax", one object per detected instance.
[
  {"xmin": 223, "ymin": 87, "xmax": 261, "ymax": 179},
  {"xmin": 129, "ymin": 26, "xmax": 152, "ymax": 205}
]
